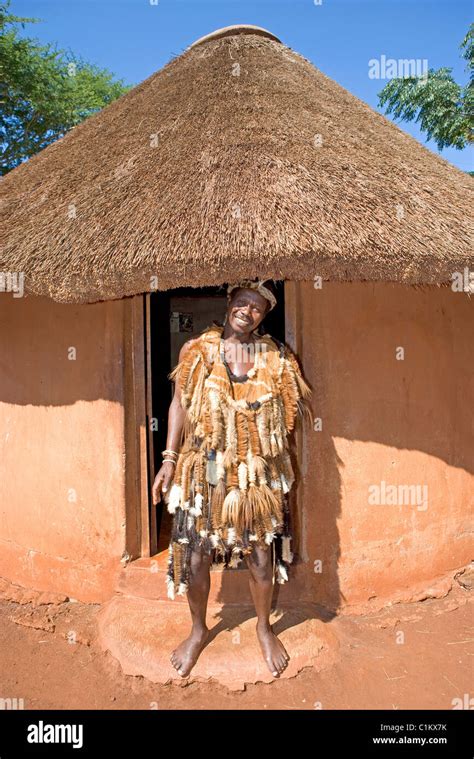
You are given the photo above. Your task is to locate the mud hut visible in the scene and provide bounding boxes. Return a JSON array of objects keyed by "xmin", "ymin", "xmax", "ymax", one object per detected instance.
[{"xmin": 1, "ymin": 25, "xmax": 472, "ymax": 623}]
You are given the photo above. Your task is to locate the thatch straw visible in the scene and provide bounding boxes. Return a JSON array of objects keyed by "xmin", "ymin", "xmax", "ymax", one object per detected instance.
[{"xmin": 1, "ymin": 26, "xmax": 472, "ymax": 303}]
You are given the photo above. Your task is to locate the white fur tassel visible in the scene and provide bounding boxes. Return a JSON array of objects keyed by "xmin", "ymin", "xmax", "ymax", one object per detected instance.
[
  {"xmin": 238, "ymin": 462, "xmax": 248, "ymax": 491},
  {"xmin": 281, "ymin": 474, "xmax": 290, "ymax": 494},
  {"xmin": 166, "ymin": 576, "xmax": 175, "ymax": 600},
  {"xmin": 216, "ymin": 450, "xmax": 225, "ymax": 480},
  {"xmin": 276, "ymin": 562, "xmax": 288, "ymax": 584},
  {"xmin": 190, "ymin": 492, "xmax": 203, "ymax": 516},
  {"xmin": 229, "ymin": 546, "xmax": 241, "ymax": 567},
  {"xmin": 167, "ymin": 483, "xmax": 182, "ymax": 514},
  {"xmin": 227, "ymin": 527, "xmax": 237, "ymax": 545},
  {"xmin": 247, "ymin": 450, "xmax": 256, "ymax": 485}
]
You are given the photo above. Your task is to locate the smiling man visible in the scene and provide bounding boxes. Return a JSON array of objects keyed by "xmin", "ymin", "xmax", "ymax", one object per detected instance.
[{"xmin": 152, "ymin": 279, "xmax": 311, "ymax": 679}]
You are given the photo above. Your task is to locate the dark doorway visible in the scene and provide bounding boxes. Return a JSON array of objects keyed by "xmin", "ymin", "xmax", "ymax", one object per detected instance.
[{"xmin": 147, "ymin": 281, "xmax": 285, "ymax": 556}]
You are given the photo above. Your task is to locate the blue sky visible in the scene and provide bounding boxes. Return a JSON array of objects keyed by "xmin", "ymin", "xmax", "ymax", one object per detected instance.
[{"xmin": 12, "ymin": 0, "xmax": 473, "ymax": 171}]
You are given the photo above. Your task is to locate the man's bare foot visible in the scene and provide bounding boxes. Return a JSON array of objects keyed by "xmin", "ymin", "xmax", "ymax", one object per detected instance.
[
  {"xmin": 256, "ymin": 622, "xmax": 290, "ymax": 677},
  {"xmin": 170, "ymin": 626, "xmax": 210, "ymax": 677}
]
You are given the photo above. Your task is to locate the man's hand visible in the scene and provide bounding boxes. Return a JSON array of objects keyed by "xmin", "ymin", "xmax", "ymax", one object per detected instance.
[{"xmin": 152, "ymin": 462, "xmax": 176, "ymax": 505}]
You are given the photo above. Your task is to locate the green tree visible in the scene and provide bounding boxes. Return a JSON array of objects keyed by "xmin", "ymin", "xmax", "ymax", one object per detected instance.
[
  {"xmin": 378, "ymin": 24, "xmax": 473, "ymax": 153},
  {"xmin": 0, "ymin": 0, "xmax": 130, "ymax": 175}
]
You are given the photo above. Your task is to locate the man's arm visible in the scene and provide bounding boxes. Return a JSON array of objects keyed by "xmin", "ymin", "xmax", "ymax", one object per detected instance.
[{"xmin": 151, "ymin": 338, "xmax": 197, "ymax": 505}]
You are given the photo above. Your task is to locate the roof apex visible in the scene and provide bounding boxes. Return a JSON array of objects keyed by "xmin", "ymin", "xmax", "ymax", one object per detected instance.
[{"xmin": 188, "ymin": 24, "xmax": 281, "ymax": 49}]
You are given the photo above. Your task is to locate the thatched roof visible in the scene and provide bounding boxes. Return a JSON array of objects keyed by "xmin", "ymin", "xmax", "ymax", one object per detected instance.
[{"xmin": 1, "ymin": 25, "xmax": 472, "ymax": 303}]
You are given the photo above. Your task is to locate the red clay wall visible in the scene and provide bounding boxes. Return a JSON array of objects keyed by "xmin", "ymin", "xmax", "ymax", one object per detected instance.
[
  {"xmin": 0, "ymin": 294, "xmax": 127, "ymax": 602},
  {"xmin": 285, "ymin": 281, "xmax": 473, "ymax": 611},
  {"xmin": 1, "ymin": 284, "xmax": 471, "ymax": 611}
]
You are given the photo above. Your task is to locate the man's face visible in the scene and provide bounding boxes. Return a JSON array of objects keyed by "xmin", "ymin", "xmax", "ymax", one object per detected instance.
[{"xmin": 226, "ymin": 288, "xmax": 269, "ymax": 335}]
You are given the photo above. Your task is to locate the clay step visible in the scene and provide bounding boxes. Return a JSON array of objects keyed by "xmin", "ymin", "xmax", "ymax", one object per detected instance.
[
  {"xmin": 96, "ymin": 594, "xmax": 337, "ymax": 690},
  {"xmin": 117, "ymin": 552, "xmax": 252, "ymax": 605}
]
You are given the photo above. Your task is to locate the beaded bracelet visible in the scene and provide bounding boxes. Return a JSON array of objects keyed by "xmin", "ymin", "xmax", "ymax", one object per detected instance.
[{"xmin": 162, "ymin": 449, "xmax": 178, "ymax": 458}]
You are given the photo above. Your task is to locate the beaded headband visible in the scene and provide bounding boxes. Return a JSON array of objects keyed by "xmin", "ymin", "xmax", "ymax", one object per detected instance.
[{"xmin": 226, "ymin": 280, "xmax": 277, "ymax": 311}]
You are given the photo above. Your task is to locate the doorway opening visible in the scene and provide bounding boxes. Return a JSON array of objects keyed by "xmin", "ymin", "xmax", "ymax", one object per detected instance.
[{"xmin": 146, "ymin": 281, "xmax": 285, "ymax": 558}]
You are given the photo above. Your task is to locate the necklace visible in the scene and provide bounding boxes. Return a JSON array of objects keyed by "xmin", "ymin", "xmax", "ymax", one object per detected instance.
[{"xmin": 219, "ymin": 337, "xmax": 257, "ymax": 389}]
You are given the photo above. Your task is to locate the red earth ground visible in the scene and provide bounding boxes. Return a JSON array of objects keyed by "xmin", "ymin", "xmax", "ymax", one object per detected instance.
[{"xmin": 0, "ymin": 570, "xmax": 472, "ymax": 710}]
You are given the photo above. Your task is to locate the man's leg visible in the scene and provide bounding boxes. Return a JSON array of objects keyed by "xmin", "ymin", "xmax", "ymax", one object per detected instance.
[
  {"xmin": 245, "ymin": 544, "xmax": 290, "ymax": 676},
  {"xmin": 170, "ymin": 545, "xmax": 212, "ymax": 677}
]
